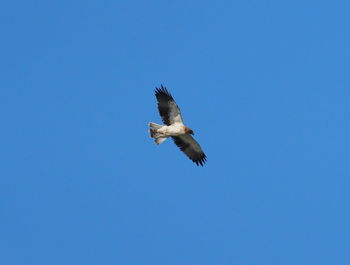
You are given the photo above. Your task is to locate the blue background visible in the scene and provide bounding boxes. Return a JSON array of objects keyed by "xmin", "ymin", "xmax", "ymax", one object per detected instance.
[{"xmin": 1, "ymin": 0, "xmax": 349, "ymax": 264}]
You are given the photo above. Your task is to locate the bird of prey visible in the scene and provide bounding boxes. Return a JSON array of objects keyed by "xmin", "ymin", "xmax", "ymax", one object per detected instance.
[{"xmin": 149, "ymin": 85, "xmax": 207, "ymax": 166}]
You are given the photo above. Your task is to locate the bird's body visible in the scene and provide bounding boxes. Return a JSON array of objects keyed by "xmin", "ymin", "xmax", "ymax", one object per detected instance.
[
  {"xmin": 149, "ymin": 85, "xmax": 207, "ymax": 166},
  {"xmin": 154, "ymin": 122, "xmax": 189, "ymax": 136}
]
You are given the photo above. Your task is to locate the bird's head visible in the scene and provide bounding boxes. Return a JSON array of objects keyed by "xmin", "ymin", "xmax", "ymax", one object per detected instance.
[{"xmin": 185, "ymin": 126, "xmax": 194, "ymax": 135}]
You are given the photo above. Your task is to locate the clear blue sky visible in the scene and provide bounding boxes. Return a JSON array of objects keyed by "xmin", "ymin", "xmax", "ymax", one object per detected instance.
[{"xmin": 1, "ymin": 0, "xmax": 349, "ymax": 264}]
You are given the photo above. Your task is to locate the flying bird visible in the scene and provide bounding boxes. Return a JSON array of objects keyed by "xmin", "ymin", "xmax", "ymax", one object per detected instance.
[{"xmin": 149, "ymin": 85, "xmax": 207, "ymax": 166}]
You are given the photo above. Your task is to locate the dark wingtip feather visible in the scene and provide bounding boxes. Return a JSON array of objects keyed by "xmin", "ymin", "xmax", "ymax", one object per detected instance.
[
  {"xmin": 154, "ymin": 85, "xmax": 173, "ymax": 100},
  {"xmin": 193, "ymin": 153, "xmax": 207, "ymax": 166}
]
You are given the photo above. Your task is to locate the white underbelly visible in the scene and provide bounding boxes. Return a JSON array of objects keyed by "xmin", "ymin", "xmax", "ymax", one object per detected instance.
[{"xmin": 159, "ymin": 124, "xmax": 185, "ymax": 136}]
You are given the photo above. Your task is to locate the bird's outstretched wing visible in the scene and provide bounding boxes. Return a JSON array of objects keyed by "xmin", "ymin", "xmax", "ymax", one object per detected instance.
[
  {"xmin": 155, "ymin": 85, "xmax": 183, "ymax": 125},
  {"xmin": 172, "ymin": 135, "xmax": 207, "ymax": 166}
]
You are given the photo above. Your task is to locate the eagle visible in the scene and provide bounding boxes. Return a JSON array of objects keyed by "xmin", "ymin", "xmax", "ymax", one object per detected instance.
[{"xmin": 149, "ymin": 85, "xmax": 207, "ymax": 166}]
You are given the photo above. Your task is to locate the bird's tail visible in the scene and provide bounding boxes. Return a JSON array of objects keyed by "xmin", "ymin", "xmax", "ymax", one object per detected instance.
[{"xmin": 149, "ymin": 122, "xmax": 168, "ymax": 145}]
